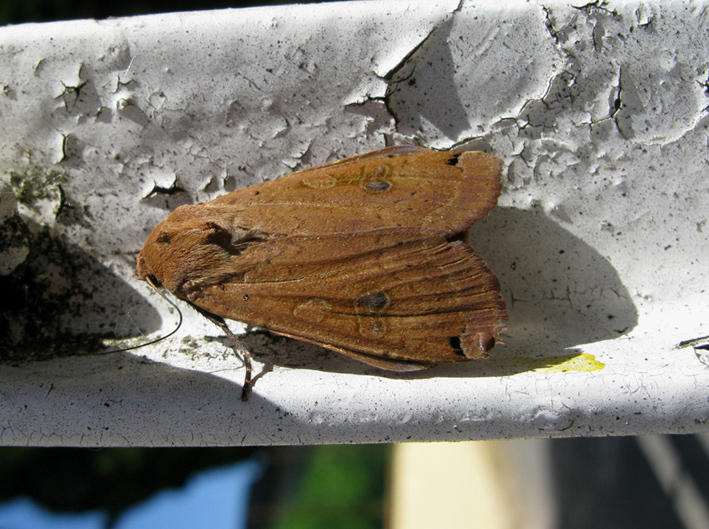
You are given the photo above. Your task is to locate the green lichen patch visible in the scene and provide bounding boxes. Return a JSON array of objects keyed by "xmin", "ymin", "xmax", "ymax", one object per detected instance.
[{"xmin": 8, "ymin": 166, "xmax": 67, "ymax": 208}]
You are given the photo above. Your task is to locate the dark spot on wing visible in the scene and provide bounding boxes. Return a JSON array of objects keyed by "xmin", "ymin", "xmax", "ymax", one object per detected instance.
[
  {"xmin": 355, "ymin": 291, "xmax": 390, "ymax": 312},
  {"xmin": 449, "ymin": 336, "xmax": 466, "ymax": 357},
  {"xmin": 446, "ymin": 153, "xmax": 461, "ymax": 166}
]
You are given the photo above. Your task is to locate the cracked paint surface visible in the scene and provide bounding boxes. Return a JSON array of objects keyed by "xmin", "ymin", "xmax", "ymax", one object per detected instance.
[{"xmin": 0, "ymin": 0, "xmax": 708, "ymax": 445}]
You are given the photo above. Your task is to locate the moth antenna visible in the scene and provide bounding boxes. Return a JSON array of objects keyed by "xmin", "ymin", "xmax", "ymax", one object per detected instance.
[{"xmin": 89, "ymin": 276, "xmax": 183, "ymax": 356}]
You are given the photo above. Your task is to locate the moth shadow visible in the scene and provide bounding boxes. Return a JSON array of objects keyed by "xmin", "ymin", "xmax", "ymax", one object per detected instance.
[
  {"xmin": 234, "ymin": 332, "xmax": 575, "ymax": 381},
  {"xmin": 467, "ymin": 205, "xmax": 638, "ymax": 364},
  {"xmin": 236, "ymin": 332, "xmax": 376, "ymax": 375}
]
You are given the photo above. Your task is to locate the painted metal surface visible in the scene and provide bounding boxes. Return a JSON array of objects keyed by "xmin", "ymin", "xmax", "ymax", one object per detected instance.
[{"xmin": 1, "ymin": 0, "xmax": 708, "ymax": 445}]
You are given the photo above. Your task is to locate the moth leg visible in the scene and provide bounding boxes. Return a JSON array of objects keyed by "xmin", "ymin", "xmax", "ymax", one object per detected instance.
[
  {"xmin": 248, "ymin": 360, "xmax": 274, "ymax": 390},
  {"xmin": 218, "ymin": 321, "xmax": 254, "ymax": 402},
  {"xmin": 190, "ymin": 305, "xmax": 254, "ymax": 401}
]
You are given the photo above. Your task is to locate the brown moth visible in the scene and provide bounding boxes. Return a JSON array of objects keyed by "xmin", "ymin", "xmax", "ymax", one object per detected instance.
[{"xmin": 135, "ymin": 145, "xmax": 507, "ymax": 395}]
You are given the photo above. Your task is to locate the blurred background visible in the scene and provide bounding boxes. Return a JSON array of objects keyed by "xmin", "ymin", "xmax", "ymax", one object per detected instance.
[
  {"xmin": 2, "ymin": 2, "xmax": 709, "ymax": 528},
  {"xmin": 3, "ymin": 435, "xmax": 709, "ymax": 528}
]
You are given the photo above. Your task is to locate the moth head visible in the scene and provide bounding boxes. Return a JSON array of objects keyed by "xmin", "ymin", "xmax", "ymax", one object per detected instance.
[{"xmin": 135, "ymin": 204, "xmax": 266, "ymax": 295}]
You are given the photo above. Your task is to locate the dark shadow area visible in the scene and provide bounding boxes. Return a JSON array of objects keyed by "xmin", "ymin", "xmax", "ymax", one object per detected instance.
[
  {"xmin": 470, "ymin": 206, "xmax": 638, "ymax": 352},
  {"xmin": 0, "ymin": 350, "xmax": 297, "ymax": 441},
  {"xmin": 385, "ymin": 17, "xmax": 473, "ymax": 141},
  {"xmin": 0, "ymin": 223, "xmax": 162, "ymax": 363},
  {"xmin": 139, "ymin": 185, "xmax": 194, "ymax": 211}
]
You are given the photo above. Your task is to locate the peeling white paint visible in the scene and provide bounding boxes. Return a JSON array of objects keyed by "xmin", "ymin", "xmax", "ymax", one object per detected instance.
[{"xmin": 0, "ymin": 0, "xmax": 708, "ymax": 446}]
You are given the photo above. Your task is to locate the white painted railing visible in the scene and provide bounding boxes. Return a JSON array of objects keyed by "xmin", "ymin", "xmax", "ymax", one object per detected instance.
[{"xmin": 1, "ymin": 0, "xmax": 708, "ymax": 446}]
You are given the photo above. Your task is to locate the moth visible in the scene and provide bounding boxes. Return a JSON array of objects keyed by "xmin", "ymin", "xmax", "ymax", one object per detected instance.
[{"xmin": 135, "ymin": 145, "xmax": 507, "ymax": 398}]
